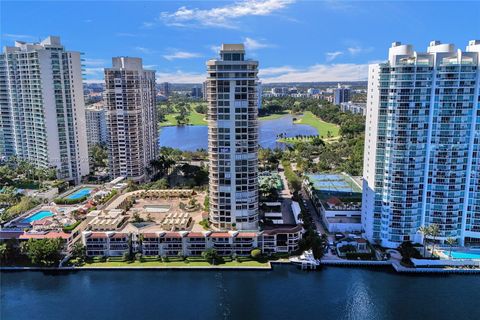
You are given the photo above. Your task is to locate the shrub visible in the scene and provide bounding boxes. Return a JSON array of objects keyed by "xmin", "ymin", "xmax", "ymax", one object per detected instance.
[
  {"xmin": 250, "ymin": 248, "xmax": 262, "ymax": 259},
  {"xmin": 135, "ymin": 253, "xmax": 143, "ymax": 262}
]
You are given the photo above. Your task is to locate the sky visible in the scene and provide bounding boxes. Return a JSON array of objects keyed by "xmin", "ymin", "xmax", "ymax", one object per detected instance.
[{"xmin": 2, "ymin": 0, "xmax": 479, "ymax": 83}]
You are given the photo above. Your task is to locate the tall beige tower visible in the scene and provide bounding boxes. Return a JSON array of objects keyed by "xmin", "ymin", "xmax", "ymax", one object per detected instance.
[{"xmin": 104, "ymin": 57, "xmax": 157, "ymax": 182}]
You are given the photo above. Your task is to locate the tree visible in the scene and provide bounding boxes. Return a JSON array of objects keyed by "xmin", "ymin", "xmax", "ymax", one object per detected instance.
[
  {"xmin": 24, "ymin": 238, "xmax": 64, "ymax": 266},
  {"xmin": 70, "ymin": 242, "xmax": 86, "ymax": 263},
  {"xmin": 429, "ymin": 224, "xmax": 440, "ymax": 256},
  {"xmin": 126, "ymin": 179, "xmax": 138, "ymax": 192},
  {"xmin": 0, "ymin": 243, "xmax": 7, "ymax": 262},
  {"xmin": 446, "ymin": 237, "xmax": 457, "ymax": 258},
  {"xmin": 418, "ymin": 226, "xmax": 431, "ymax": 257},
  {"xmin": 202, "ymin": 248, "xmax": 219, "ymax": 264}
]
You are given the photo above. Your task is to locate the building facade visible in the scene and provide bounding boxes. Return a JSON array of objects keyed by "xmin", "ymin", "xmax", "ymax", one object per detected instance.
[
  {"xmin": 85, "ymin": 104, "xmax": 107, "ymax": 148},
  {"xmin": 82, "ymin": 227, "xmax": 301, "ymax": 257},
  {"xmin": 206, "ymin": 44, "xmax": 259, "ymax": 230},
  {"xmin": 340, "ymin": 101, "xmax": 366, "ymax": 115},
  {"xmin": 0, "ymin": 36, "xmax": 89, "ymax": 183},
  {"xmin": 159, "ymin": 82, "xmax": 170, "ymax": 97},
  {"xmin": 362, "ymin": 40, "xmax": 480, "ymax": 248},
  {"xmin": 334, "ymin": 84, "xmax": 351, "ymax": 105},
  {"xmin": 104, "ymin": 57, "xmax": 157, "ymax": 182}
]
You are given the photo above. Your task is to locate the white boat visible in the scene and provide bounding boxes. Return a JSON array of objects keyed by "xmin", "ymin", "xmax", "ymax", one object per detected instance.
[{"xmin": 290, "ymin": 250, "xmax": 320, "ymax": 268}]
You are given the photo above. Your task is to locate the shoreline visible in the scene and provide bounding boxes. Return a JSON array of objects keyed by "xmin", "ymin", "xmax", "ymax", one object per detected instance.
[{"xmin": 2, "ymin": 260, "xmax": 479, "ymax": 274}]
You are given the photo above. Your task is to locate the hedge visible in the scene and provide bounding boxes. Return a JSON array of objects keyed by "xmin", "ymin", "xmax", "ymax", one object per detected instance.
[
  {"xmin": 62, "ymin": 221, "xmax": 81, "ymax": 233},
  {"xmin": 345, "ymin": 252, "xmax": 375, "ymax": 260},
  {"xmin": 54, "ymin": 196, "xmax": 87, "ymax": 205}
]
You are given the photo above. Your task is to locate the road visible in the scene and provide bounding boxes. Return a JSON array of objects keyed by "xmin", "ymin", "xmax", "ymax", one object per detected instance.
[{"xmin": 299, "ymin": 187, "xmax": 329, "ymax": 237}]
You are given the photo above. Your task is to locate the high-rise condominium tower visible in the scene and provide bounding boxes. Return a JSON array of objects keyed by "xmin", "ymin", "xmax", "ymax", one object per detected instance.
[
  {"xmin": 362, "ymin": 40, "xmax": 480, "ymax": 248},
  {"xmin": 104, "ymin": 57, "xmax": 157, "ymax": 181},
  {"xmin": 0, "ymin": 36, "xmax": 89, "ymax": 184},
  {"xmin": 85, "ymin": 104, "xmax": 107, "ymax": 148},
  {"xmin": 206, "ymin": 44, "xmax": 259, "ymax": 230}
]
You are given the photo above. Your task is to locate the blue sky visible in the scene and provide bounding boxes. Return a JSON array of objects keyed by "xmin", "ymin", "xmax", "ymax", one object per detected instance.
[{"xmin": 2, "ymin": 0, "xmax": 479, "ymax": 83}]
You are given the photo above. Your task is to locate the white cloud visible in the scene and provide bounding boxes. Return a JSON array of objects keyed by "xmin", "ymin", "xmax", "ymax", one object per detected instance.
[
  {"xmin": 141, "ymin": 22, "xmax": 155, "ymax": 29},
  {"xmin": 2, "ymin": 33, "xmax": 36, "ymax": 40},
  {"xmin": 156, "ymin": 71, "xmax": 205, "ymax": 83},
  {"xmin": 210, "ymin": 45, "xmax": 222, "ymax": 53},
  {"xmin": 144, "ymin": 64, "xmax": 158, "ymax": 69},
  {"xmin": 163, "ymin": 51, "xmax": 203, "ymax": 61},
  {"xmin": 347, "ymin": 46, "xmax": 374, "ymax": 55},
  {"xmin": 83, "ymin": 79, "xmax": 103, "ymax": 84},
  {"xmin": 83, "ymin": 58, "xmax": 107, "ymax": 67},
  {"xmin": 260, "ymin": 63, "xmax": 369, "ymax": 83},
  {"xmin": 84, "ymin": 19, "xmax": 93, "ymax": 23},
  {"xmin": 135, "ymin": 46, "xmax": 154, "ymax": 54},
  {"xmin": 83, "ymin": 67, "xmax": 104, "ymax": 77},
  {"xmin": 326, "ymin": 51, "xmax": 343, "ymax": 62},
  {"xmin": 244, "ymin": 37, "xmax": 272, "ymax": 50},
  {"xmin": 159, "ymin": 0, "xmax": 295, "ymax": 28},
  {"xmin": 258, "ymin": 66, "xmax": 297, "ymax": 77}
]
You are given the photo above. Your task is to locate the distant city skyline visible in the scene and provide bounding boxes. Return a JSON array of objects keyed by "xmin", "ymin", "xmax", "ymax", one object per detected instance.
[{"xmin": 2, "ymin": 0, "xmax": 478, "ymax": 83}]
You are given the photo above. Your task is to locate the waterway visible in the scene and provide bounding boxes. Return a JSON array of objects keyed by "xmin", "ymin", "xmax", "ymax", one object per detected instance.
[
  {"xmin": 159, "ymin": 115, "xmax": 318, "ymax": 150},
  {"xmin": 2, "ymin": 265, "xmax": 479, "ymax": 320}
]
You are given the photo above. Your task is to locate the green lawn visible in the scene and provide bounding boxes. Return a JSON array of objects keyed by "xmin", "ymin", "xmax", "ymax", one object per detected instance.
[
  {"xmin": 159, "ymin": 103, "xmax": 207, "ymax": 127},
  {"xmin": 294, "ymin": 111, "xmax": 340, "ymax": 138},
  {"xmin": 259, "ymin": 111, "xmax": 289, "ymax": 121},
  {"xmin": 81, "ymin": 259, "xmax": 270, "ymax": 268}
]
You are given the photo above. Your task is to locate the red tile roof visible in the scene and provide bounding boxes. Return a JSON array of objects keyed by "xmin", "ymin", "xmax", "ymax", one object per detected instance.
[
  {"xmin": 141, "ymin": 233, "xmax": 159, "ymax": 238},
  {"xmin": 210, "ymin": 232, "xmax": 231, "ymax": 238},
  {"xmin": 110, "ymin": 233, "xmax": 128, "ymax": 239},
  {"xmin": 187, "ymin": 232, "xmax": 205, "ymax": 238},
  {"xmin": 236, "ymin": 232, "xmax": 257, "ymax": 238},
  {"xmin": 20, "ymin": 232, "xmax": 71, "ymax": 240},
  {"xmin": 163, "ymin": 232, "xmax": 182, "ymax": 238},
  {"xmin": 88, "ymin": 233, "xmax": 108, "ymax": 239}
]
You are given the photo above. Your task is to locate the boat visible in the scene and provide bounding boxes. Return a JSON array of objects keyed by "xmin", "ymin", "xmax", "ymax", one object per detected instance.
[{"xmin": 290, "ymin": 250, "xmax": 320, "ymax": 269}]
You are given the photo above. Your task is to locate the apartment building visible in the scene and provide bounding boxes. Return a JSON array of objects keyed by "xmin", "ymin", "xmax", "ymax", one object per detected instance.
[
  {"xmin": 104, "ymin": 57, "xmax": 157, "ymax": 182},
  {"xmin": 206, "ymin": 44, "xmax": 259, "ymax": 230},
  {"xmin": 85, "ymin": 103, "xmax": 107, "ymax": 148},
  {"xmin": 333, "ymin": 84, "xmax": 351, "ymax": 105},
  {"xmin": 362, "ymin": 40, "xmax": 480, "ymax": 248},
  {"xmin": 83, "ymin": 228, "xmax": 301, "ymax": 257},
  {"xmin": 0, "ymin": 36, "xmax": 89, "ymax": 183}
]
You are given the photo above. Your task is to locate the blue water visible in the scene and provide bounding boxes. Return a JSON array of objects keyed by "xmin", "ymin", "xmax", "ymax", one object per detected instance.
[
  {"xmin": 447, "ymin": 251, "xmax": 480, "ymax": 260},
  {"xmin": 159, "ymin": 115, "xmax": 318, "ymax": 151},
  {"xmin": 1, "ymin": 266, "xmax": 480, "ymax": 320},
  {"xmin": 66, "ymin": 187, "xmax": 93, "ymax": 200},
  {"xmin": 21, "ymin": 211, "xmax": 53, "ymax": 224}
]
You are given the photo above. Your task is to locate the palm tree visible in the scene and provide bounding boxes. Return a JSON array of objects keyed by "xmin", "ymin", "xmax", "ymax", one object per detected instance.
[
  {"xmin": 446, "ymin": 237, "xmax": 457, "ymax": 258},
  {"xmin": 418, "ymin": 226, "xmax": 431, "ymax": 257},
  {"xmin": 429, "ymin": 224, "xmax": 440, "ymax": 257}
]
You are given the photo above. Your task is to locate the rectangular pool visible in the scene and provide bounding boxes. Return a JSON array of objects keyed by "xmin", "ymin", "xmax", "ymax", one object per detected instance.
[
  {"xmin": 22, "ymin": 211, "xmax": 54, "ymax": 224},
  {"xmin": 66, "ymin": 187, "xmax": 93, "ymax": 200},
  {"xmin": 443, "ymin": 250, "xmax": 480, "ymax": 260}
]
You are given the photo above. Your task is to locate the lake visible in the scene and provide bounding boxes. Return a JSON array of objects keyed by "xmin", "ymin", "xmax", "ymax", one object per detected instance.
[
  {"xmin": 2, "ymin": 265, "xmax": 480, "ymax": 320},
  {"xmin": 159, "ymin": 115, "xmax": 318, "ymax": 150}
]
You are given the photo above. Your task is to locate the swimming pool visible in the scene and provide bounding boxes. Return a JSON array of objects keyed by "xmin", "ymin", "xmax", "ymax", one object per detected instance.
[
  {"xmin": 442, "ymin": 250, "xmax": 480, "ymax": 260},
  {"xmin": 22, "ymin": 211, "xmax": 54, "ymax": 224},
  {"xmin": 66, "ymin": 187, "xmax": 93, "ymax": 200}
]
